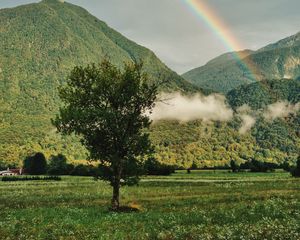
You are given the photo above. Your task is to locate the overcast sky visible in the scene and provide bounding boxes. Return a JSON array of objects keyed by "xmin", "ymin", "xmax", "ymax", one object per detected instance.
[{"xmin": 1, "ymin": 0, "xmax": 299, "ymax": 73}]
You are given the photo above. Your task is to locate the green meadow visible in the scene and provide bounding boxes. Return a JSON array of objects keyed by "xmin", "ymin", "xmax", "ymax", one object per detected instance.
[{"xmin": 0, "ymin": 171, "xmax": 299, "ymax": 240}]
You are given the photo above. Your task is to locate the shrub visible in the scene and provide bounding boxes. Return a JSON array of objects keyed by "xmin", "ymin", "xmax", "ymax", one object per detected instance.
[
  {"xmin": 144, "ymin": 158, "xmax": 175, "ymax": 176},
  {"xmin": 290, "ymin": 156, "xmax": 300, "ymax": 177},
  {"xmin": 240, "ymin": 160, "xmax": 278, "ymax": 172},
  {"xmin": 66, "ymin": 163, "xmax": 75, "ymax": 174},
  {"xmin": 230, "ymin": 160, "xmax": 239, "ymax": 172},
  {"xmin": 281, "ymin": 162, "xmax": 291, "ymax": 172},
  {"xmin": 70, "ymin": 164, "xmax": 99, "ymax": 176},
  {"xmin": 2, "ymin": 176, "xmax": 61, "ymax": 182},
  {"xmin": 48, "ymin": 154, "xmax": 68, "ymax": 175}
]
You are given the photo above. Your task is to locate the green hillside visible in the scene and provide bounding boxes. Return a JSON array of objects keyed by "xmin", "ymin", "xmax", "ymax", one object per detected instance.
[
  {"xmin": 149, "ymin": 79, "xmax": 300, "ymax": 168},
  {"xmin": 0, "ymin": 0, "xmax": 201, "ymax": 165},
  {"xmin": 183, "ymin": 32, "xmax": 300, "ymax": 93}
]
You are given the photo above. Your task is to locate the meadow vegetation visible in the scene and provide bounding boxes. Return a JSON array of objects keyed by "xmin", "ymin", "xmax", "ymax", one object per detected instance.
[{"xmin": 0, "ymin": 171, "xmax": 299, "ymax": 240}]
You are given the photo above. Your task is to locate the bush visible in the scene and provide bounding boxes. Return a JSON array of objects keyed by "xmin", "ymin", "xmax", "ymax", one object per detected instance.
[
  {"xmin": 281, "ymin": 162, "xmax": 291, "ymax": 172},
  {"xmin": 240, "ymin": 160, "xmax": 278, "ymax": 172},
  {"xmin": 144, "ymin": 158, "xmax": 175, "ymax": 176},
  {"xmin": 230, "ymin": 160, "xmax": 239, "ymax": 172},
  {"xmin": 70, "ymin": 164, "xmax": 98, "ymax": 176},
  {"xmin": 48, "ymin": 154, "xmax": 69, "ymax": 175},
  {"xmin": 2, "ymin": 176, "xmax": 61, "ymax": 182},
  {"xmin": 23, "ymin": 152, "xmax": 47, "ymax": 175},
  {"xmin": 66, "ymin": 163, "xmax": 75, "ymax": 174},
  {"xmin": 291, "ymin": 157, "xmax": 300, "ymax": 177}
]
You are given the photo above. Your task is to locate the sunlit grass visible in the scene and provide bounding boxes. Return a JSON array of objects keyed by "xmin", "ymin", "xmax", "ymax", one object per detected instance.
[{"xmin": 0, "ymin": 171, "xmax": 299, "ymax": 239}]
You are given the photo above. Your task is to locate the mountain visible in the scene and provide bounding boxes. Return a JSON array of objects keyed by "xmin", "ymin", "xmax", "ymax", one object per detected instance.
[
  {"xmin": 0, "ymin": 0, "xmax": 203, "ymax": 165},
  {"xmin": 1, "ymin": 0, "xmax": 299, "ymax": 169},
  {"xmin": 182, "ymin": 32, "xmax": 300, "ymax": 93}
]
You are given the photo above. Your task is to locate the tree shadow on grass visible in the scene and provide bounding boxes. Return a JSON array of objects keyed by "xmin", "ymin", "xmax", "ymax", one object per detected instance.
[{"xmin": 108, "ymin": 203, "xmax": 142, "ymax": 213}]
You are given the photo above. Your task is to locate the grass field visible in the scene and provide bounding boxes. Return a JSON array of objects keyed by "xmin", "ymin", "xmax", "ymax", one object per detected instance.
[{"xmin": 0, "ymin": 170, "xmax": 299, "ymax": 240}]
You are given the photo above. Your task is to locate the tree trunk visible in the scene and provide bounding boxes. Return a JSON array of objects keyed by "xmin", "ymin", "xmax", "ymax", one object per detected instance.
[
  {"xmin": 111, "ymin": 158, "xmax": 122, "ymax": 211},
  {"xmin": 111, "ymin": 180, "xmax": 120, "ymax": 210}
]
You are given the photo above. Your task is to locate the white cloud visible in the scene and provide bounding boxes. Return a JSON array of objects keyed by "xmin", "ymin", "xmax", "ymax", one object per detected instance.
[
  {"xmin": 264, "ymin": 101, "xmax": 300, "ymax": 121},
  {"xmin": 239, "ymin": 114, "xmax": 256, "ymax": 134},
  {"xmin": 150, "ymin": 92, "xmax": 233, "ymax": 122}
]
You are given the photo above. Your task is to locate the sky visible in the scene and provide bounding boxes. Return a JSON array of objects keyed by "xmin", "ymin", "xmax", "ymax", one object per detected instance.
[{"xmin": 1, "ymin": 0, "xmax": 299, "ymax": 73}]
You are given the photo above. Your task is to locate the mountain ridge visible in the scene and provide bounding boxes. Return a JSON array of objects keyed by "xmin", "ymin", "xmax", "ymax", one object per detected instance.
[{"xmin": 182, "ymin": 32, "xmax": 300, "ymax": 93}]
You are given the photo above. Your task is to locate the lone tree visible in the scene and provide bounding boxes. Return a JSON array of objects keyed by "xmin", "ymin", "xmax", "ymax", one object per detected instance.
[{"xmin": 53, "ymin": 59, "xmax": 158, "ymax": 210}]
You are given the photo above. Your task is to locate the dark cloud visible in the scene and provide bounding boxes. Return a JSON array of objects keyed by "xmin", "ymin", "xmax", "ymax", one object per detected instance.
[{"xmin": 1, "ymin": 0, "xmax": 299, "ymax": 73}]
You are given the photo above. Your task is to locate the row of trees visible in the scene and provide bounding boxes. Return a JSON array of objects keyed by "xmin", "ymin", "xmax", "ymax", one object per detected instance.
[
  {"xmin": 230, "ymin": 159, "xmax": 279, "ymax": 173},
  {"xmin": 22, "ymin": 152, "xmax": 176, "ymax": 177},
  {"xmin": 229, "ymin": 157, "xmax": 300, "ymax": 175},
  {"xmin": 18, "ymin": 151, "xmax": 300, "ymax": 176},
  {"xmin": 23, "ymin": 152, "xmax": 96, "ymax": 176}
]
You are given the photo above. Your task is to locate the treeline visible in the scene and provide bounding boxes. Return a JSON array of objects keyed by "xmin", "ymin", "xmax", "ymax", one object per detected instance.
[
  {"xmin": 2, "ymin": 151, "xmax": 299, "ymax": 177},
  {"xmin": 230, "ymin": 159, "xmax": 284, "ymax": 173},
  {"xmin": 0, "ymin": 152, "xmax": 175, "ymax": 177},
  {"xmin": 231, "ymin": 157, "xmax": 300, "ymax": 177},
  {"xmin": 22, "ymin": 152, "xmax": 104, "ymax": 176}
]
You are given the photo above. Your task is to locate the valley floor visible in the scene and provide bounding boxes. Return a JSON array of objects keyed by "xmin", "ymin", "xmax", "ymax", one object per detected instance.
[{"xmin": 0, "ymin": 170, "xmax": 299, "ymax": 240}]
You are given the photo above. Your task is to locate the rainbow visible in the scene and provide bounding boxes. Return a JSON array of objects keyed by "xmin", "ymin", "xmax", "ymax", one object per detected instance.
[{"xmin": 182, "ymin": 0, "xmax": 259, "ymax": 80}]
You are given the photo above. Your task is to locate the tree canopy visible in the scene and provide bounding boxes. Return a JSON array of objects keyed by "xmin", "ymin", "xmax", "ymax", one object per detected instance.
[
  {"xmin": 53, "ymin": 59, "xmax": 158, "ymax": 209},
  {"xmin": 23, "ymin": 152, "xmax": 47, "ymax": 175}
]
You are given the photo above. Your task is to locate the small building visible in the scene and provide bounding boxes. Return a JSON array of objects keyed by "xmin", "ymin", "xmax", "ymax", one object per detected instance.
[{"xmin": 0, "ymin": 168, "xmax": 23, "ymax": 176}]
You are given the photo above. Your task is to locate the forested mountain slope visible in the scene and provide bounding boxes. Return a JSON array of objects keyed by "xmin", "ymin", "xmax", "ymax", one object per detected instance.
[{"xmin": 0, "ymin": 0, "xmax": 201, "ymax": 164}]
